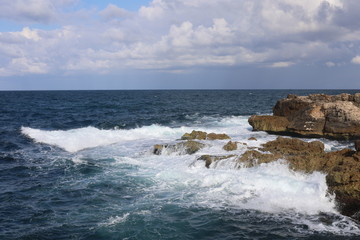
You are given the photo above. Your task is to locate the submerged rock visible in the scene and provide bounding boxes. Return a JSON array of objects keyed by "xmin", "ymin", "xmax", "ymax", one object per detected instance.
[
  {"xmin": 198, "ymin": 154, "xmax": 236, "ymax": 168},
  {"xmin": 181, "ymin": 130, "xmax": 230, "ymax": 140},
  {"xmin": 223, "ymin": 141, "xmax": 238, "ymax": 151},
  {"xmin": 153, "ymin": 141, "xmax": 205, "ymax": 155},
  {"xmin": 249, "ymin": 93, "xmax": 360, "ymax": 139}
]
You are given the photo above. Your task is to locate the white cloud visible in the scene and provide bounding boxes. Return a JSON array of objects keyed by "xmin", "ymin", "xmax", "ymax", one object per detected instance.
[
  {"xmin": 325, "ymin": 61, "xmax": 336, "ymax": 67},
  {"xmin": 351, "ymin": 56, "xmax": 360, "ymax": 64},
  {"xmin": 1, "ymin": 0, "xmax": 360, "ymax": 77},
  {"xmin": 269, "ymin": 61, "xmax": 294, "ymax": 68},
  {"xmin": 100, "ymin": 4, "xmax": 129, "ymax": 20},
  {"xmin": 139, "ymin": 0, "xmax": 165, "ymax": 20},
  {"xmin": 0, "ymin": 0, "xmax": 74, "ymax": 23}
]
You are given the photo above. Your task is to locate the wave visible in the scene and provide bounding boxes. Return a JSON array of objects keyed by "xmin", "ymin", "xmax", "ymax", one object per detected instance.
[
  {"xmin": 21, "ymin": 116, "xmax": 256, "ymax": 152},
  {"xmin": 21, "ymin": 125, "xmax": 192, "ymax": 152}
]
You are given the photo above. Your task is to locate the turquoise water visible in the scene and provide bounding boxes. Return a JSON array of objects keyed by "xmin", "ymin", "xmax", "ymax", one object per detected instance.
[{"xmin": 1, "ymin": 90, "xmax": 359, "ymax": 239}]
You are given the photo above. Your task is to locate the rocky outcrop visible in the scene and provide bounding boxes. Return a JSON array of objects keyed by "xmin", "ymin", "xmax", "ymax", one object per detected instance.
[
  {"xmin": 223, "ymin": 141, "xmax": 238, "ymax": 151},
  {"xmin": 181, "ymin": 130, "xmax": 230, "ymax": 140},
  {"xmin": 237, "ymin": 137, "xmax": 360, "ymax": 219},
  {"xmin": 153, "ymin": 141, "xmax": 205, "ymax": 155},
  {"xmin": 198, "ymin": 154, "xmax": 236, "ymax": 168},
  {"xmin": 249, "ymin": 93, "xmax": 360, "ymax": 139}
]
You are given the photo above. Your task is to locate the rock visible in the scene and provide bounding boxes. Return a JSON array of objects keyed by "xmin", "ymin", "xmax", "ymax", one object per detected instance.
[
  {"xmin": 223, "ymin": 141, "xmax": 237, "ymax": 151},
  {"xmin": 248, "ymin": 116, "xmax": 289, "ymax": 133},
  {"xmin": 355, "ymin": 140, "xmax": 360, "ymax": 152},
  {"xmin": 248, "ymin": 137, "xmax": 257, "ymax": 141},
  {"xmin": 249, "ymin": 93, "xmax": 360, "ymax": 139},
  {"xmin": 153, "ymin": 141, "xmax": 205, "ymax": 155},
  {"xmin": 181, "ymin": 130, "xmax": 207, "ymax": 140},
  {"xmin": 153, "ymin": 144, "xmax": 166, "ymax": 155},
  {"xmin": 181, "ymin": 130, "xmax": 230, "ymax": 140},
  {"xmin": 180, "ymin": 141, "xmax": 206, "ymax": 154},
  {"xmin": 237, "ymin": 137, "xmax": 360, "ymax": 220},
  {"xmin": 198, "ymin": 154, "xmax": 236, "ymax": 168},
  {"xmin": 207, "ymin": 133, "xmax": 231, "ymax": 140}
]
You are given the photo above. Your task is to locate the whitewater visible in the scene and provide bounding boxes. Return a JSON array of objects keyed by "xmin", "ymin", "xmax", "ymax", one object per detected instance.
[{"xmin": 21, "ymin": 116, "xmax": 360, "ymax": 236}]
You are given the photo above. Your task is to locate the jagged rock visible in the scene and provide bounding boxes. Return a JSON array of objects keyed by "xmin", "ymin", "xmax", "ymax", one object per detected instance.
[
  {"xmin": 198, "ymin": 154, "xmax": 236, "ymax": 168},
  {"xmin": 181, "ymin": 130, "xmax": 207, "ymax": 140},
  {"xmin": 223, "ymin": 141, "xmax": 237, "ymax": 151},
  {"xmin": 249, "ymin": 93, "xmax": 360, "ymax": 139},
  {"xmin": 248, "ymin": 116, "xmax": 289, "ymax": 133},
  {"xmin": 153, "ymin": 141, "xmax": 205, "ymax": 155},
  {"xmin": 180, "ymin": 141, "xmax": 206, "ymax": 154},
  {"xmin": 181, "ymin": 130, "xmax": 230, "ymax": 140},
  {"xmin": 207, "ymin": 133, "xmax": 231, "ymax": 140},
  {"xmin": 237, "ymin": 137, "xmax": 360, "ymax": 220}
]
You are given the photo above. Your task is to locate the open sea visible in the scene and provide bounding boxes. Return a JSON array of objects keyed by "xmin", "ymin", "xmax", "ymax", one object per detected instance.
[{"xmin": 1, "ymin": 89, "xmax": 360, "ymax": 240}]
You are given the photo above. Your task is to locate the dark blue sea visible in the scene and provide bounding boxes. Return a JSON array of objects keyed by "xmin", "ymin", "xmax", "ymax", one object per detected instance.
[{"xmin": 1, "ymin": 90, "xmax": 360, "ymax": 240}]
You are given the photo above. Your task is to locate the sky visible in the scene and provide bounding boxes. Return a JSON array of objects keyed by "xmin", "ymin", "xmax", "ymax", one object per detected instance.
[{"xmin": 1, "ymin": 0, "xmax": 360, "ymax": 90}]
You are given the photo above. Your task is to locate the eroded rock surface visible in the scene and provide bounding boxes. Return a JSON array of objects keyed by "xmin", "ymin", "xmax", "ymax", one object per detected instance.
[
  {"xmin": 249, "ymin": 93, "xmax": 360, "ymax": 139},
  {"xmin": 153, "ymin": 141, "xmax": 205, "ymax": 155},
  {"xmin": 181, "ymin": 130, "xmax": 230, "ymax": 140},
  {"xmin": 223, "ymin": 141, "xmax": 238, "ymax": 151}
]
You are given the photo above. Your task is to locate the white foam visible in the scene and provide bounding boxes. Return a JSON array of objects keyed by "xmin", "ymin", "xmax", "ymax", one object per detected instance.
[
  {"xmin": 99, "ymin": 213, "xmax": 130, "ymax": 227},
  {"xmin": 21, "ymin": 116, "xmax": 268, "ymax": 153},
  {"xmin": 21, "ymin": 125, "xmax": 191, "ymax": 152}
]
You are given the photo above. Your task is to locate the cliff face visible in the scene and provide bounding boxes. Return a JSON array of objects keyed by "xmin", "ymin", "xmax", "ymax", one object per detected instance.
[{"xmin": 249, "ymin": 93, "xmax": 360, "ymax": 139}]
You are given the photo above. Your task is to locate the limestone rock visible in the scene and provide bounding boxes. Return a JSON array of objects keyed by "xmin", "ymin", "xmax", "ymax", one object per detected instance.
[
  {"xmin": 223, "ymin": 141, "xmax": 237, "ymax": 151},
  {"xmin": 181, "ymin": 130, "xmax": 230, "ymax": 140},
  {"xmin": 207, "ymin": 133, "xmax": 231, "ymax": 140},
  {"xmin": 248, "ymin": 116, "xmax": 289, "ymax": 133},
  {"xmin": 181, "ymin": 130, "xmax": 207, "ymax": 140},
  {"xmin": 249, "ymin": 93, "xmax": 360, "ymax": 139},
  {"xmin": 153, "ymin": 141, "xmax": 205, "ymax": 155},
  {"xmin": 198, "ymin": 154, "xmax": 236, "ymax": 168}
]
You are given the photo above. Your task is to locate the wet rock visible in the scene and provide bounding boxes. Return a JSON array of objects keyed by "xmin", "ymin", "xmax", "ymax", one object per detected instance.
[
  {"xmin": 248, "ymin": 137, "xmax": 257, "ymax": 141},
  {"xmin": 207, "ymin": 133, "xmax": 231, "ymax": 140},
  {"xmin": 223, "ymin": 141, "xmax": 237, "ymax": 151},
  {"xmin": 153, "ymin": 141, "xmax": 205, "ymax": 155},
  {"xmin": 181, "ymin": 130, "xmax": 207, "ymax": 140},
  {"xmin": 180, "ymin": 141, "xmax": 206, "ymax": 154},
  {"xmin": 198, "ymin": 154, "xmax": 236, "ymax": 168},
  {"xmin": 237, "ymin": 136, "xmax": 360, "ymax": 220},
  {"xmin": 249, "ymin": 93, "xmax": 360, "ymax": 139},
  {"xmin": 181, "ymin": 130, "xmax": 230, "ymax": 140},
  {"xmin": 355, "ymin": 140, "xmax": 360, "ymax": 152}
]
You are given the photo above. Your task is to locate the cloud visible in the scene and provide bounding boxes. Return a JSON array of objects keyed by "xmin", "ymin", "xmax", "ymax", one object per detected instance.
[
  {"xmin": 325, "ymin": 61, "xmax": 336, "ymax": 67},
  {"xmin": 100, "ymin": 4, "xmax": 129, "ymax": 20},
  {"xmin": 351, "ymin": 56, "xmax": 360, "ymax": 65},
  {"xmin": 1, "ymin": 0, "xmax": 360, "ymax": 77},
  {"xmin": 0, "ymin": 0, "xmax": 74, "ymax": 23},
  {"xmin": 269, "ymin": 61, "xmax": 294, "ymax": 68}
]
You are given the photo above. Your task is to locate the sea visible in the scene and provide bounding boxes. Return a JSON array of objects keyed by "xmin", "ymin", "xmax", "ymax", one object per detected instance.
[{"xmin": 1, "ymin": 90, "xmax": 360, "ymax": 240}]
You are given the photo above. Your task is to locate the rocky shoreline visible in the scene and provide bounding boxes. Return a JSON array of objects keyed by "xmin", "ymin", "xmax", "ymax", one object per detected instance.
[
  {"xmin": 152, "ymin": 93, "xmax": 360, "ymax": 220},
  {"xmin": 249, "ymin": 93, "xmax": 360, "ymax": 139}
]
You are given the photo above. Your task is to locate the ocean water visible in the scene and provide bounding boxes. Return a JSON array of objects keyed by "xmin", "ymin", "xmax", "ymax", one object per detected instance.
[{"xmin": 1, "ymin": 90, "xmax": 360, "ymax": 240}]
